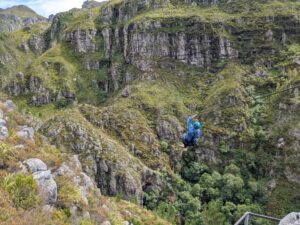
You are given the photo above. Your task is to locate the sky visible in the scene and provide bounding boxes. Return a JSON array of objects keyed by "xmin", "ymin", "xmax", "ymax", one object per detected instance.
[{"xmin": 0, "ymin": 0, "xmax": 103, "ymax": 17}]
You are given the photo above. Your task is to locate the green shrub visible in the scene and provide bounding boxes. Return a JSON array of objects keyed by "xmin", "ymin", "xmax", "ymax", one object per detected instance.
[
  {"xmin": 80, "ymin": 219, "xmax": 94, "ymax": 225},
  {"xmin": 160, "ymin": 141, "xmax": 169, "ymax": 152},
  {"xmin": 55, "ymin": 98, "xmax": 73, "ymax": 109},
  {"xmin": 201, "ymin": 200, "xmax": 225, "ymax": 225},
  {"xmin": 115, "ymin": 192, "xmax": 121, "ymax": 202},
  {"xmin": 1, "ymin": 173, "xmax": 38, "ymax": 209},
  {"xmin": 181, "ymin": 162, "xmax": 208, "ymax": 182},
  {"xmin": 156, "ymin": 202, "xmax": 178, "ymax": 224},
  {"xmin": 0, "ymin": 143, "xmax": 15, "ymax": 166},
  {"xmin": 224, "ymin": 164, "xmax": 241, "ymax": 176},
  {"xmin": 57, "ymin": 180, "xmax": 82, "ymax": 208},
  {"xmin": 129, "ymin": 219, "xmax": 142, "ymax": 225}
]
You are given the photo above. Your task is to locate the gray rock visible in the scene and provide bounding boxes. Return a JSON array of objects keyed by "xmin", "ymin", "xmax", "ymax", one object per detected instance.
[
  {"xmin": 82, "ymin": 211, "xmax": 91, "ymax": 219},
  {"xmin": 66, "ymin": 29, "xmax": 98, "ymax": 53},
  {"xmin": 279, "ymin": 212, "xmax": 300, "ymax": 225},
  {"xmin": 156, "ymin": 116, "xmax": 183, "ymax": 141},
  {"xmin": 291, "ymin": 127, "xmax": 300, "ymax": 141},
  {"xmin": 16, "ymin": 125, "xmax": 35, "ymax": 140},
  {"xmin": 16, "ymin": 72, "xmax": 25, "ymax": 80},
  {"xmin": 102, "ymin": 28, "xmax": 112, "ymax": 58},
  {"xmin": 293, "ymin": 56, "xmax": 300, "ymax": 66},
  {"xmin": 4, "ymin": 100, "xmax": 15, "ymax": 110},
  {"xmin": 28, "ymin": 35, "xmax": 46, "ymax": 54},
  {"xmin": 82, "ymin": 0, "xmax": 104, "ymax": 8},
  {"xmin": 0, "ymin": 119, "xmax": 6, "ymax": 126},
  {"xmin": 28, "ymin": 76, "xmax": 53, "ymax": 106},
  {"xmin": 23, "ymin": 158, "xmax": 57, "ymax": 205},
  {"xmin": 84, "ymin": 60, "xmax": 100, "ymax": 70},
  {"xmin": 23, "ymin": 158, "xmax": 48, "ymax": 173},
  {"xmin": 277, "ymin": 138, "xmax": 285, "ymax": 148},
  {"xmin": 33, "ymin": 170, "xmax": 57, "ymax": 204},
  {"xmin": 18, "ymin": 42, "xmax": 30, "ymax": 53},
  {"xmin": 122, "ymin": 85, "xmax": 131, "ymax": 98},
  {"xmin": 101, "ymin": 221, "xmax": 111, "ymax": 225},
  {"xmin": 0, "ymin": 109, "xmax": 3, "ymax": 119},
  {"xmin": 14, "ymin": 145, "xmax": 25, "ymax": 149},
  {"xmin": 0, "ymin": 126, "xmax": 9, "ymax": 140},
  {"xmin": 282, "ymin": 32, "xmax": 288, "ymax": 44},
  {"xmin": 102, "ymin": 204, "xmax": 110, "ymax": 213},
  {"xmin": 265, "ymin": 29, "xmax": 274, "ymax": 41},
  {"xmin": 267, "ymin": 179, "xmax": 276, "ymax": 190},
  {"xmin": 96, "ymin": 159, "xmax": 144, "ymax": 205},
  {"xmin": 53, "ymin": 155, "xmax": 100, "ymax": 205}
]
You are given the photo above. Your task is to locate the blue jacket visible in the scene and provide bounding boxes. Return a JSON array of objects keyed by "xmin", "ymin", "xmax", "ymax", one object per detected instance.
[{"xmin": 185, "ymin": 116, "xmax": 201, "ymax": 144}]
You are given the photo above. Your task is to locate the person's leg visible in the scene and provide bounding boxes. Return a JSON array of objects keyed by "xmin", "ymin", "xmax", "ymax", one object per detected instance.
[{"xmin": 181, "ymin": 133, "xmax": 188, "ymax": 148}]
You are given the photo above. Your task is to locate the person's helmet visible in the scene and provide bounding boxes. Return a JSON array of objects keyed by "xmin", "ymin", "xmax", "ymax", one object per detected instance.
[{"xmin": 194, "ymin": 121, "xmax": 201, "ymax": 130}]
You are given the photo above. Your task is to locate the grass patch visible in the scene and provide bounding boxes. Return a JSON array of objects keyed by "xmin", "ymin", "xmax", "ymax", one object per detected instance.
[{"xmin": 1, "ymin": 173, "xmax": 38, "ymax": 209}]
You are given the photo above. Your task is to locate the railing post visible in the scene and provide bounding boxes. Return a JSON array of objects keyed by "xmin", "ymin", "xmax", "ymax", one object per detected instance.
[{"xmin": 244, "ymin": 214, "xmax": 250, "ymax": 225}]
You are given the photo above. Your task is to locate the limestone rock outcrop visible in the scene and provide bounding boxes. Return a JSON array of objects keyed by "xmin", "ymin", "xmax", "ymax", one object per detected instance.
[
  {"xmin": 279, "ymin": 212, "xmax": 300, "ymax": 225},
  {"xmin": 22, "ymin": 158, "xmax": 57, "ymax": 205}
]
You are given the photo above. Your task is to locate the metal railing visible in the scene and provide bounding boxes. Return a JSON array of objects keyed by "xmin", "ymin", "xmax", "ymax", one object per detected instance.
[{"xmin": 234, "ymin": 212, "xmax": 280, "ymax": 225}]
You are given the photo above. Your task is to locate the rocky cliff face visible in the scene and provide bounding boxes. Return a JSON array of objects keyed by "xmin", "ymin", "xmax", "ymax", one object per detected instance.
[
  {"xmin": 123, "ymin": 21, "xmax": 238, "ymax": 70},
  {"xmin": 40, "ymin": 109, "xmax": 164, "ymax": 205},
  {"xmin": 0, "ymin": 6, "xmax": 48, "ymax": 32}
]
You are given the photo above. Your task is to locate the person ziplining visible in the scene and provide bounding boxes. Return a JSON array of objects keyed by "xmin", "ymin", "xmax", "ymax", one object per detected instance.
[
  {"xmin": 179, "ymin": 84, "xmax": 300, "ymax": 148},
  {"xmin": 181, "ymin": 114, "xmax": 202, "ymax": 148}
]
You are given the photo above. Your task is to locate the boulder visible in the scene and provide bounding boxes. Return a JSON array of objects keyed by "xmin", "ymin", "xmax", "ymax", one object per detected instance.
[
  {"xmin": 0, "ymin": 119, "xmax": 6, "ymax": 126},
  {"xmin": 16, "ymin": 125, "xmax": 35, "ymax": 140},
  {"xmin": 279, "ymin": 212, "xmax": 300, "ymax": 225},
  {"xmin": 33, "ymin": 170, "xmax": 58, "ymax": 205},
  {"xmin": 23, "ymin": 158, "xmax": 48, "ymax": 173},
  {"xmin": 101, "ymin": 221, "xmax": 111, "ymax": 225},
  {"xmin": 4, "ymin": 100, "xmax": 15, "ymax": 110},
  {"xmin": 0, "ymin": 126, "xmax": 9, "ymax": 140},
  {"xmin": 23, "ymin": 158, "xmax": 57, "ymax": 205}
]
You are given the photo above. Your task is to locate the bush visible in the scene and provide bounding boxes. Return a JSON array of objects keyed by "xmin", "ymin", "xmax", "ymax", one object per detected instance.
[
  {"xmin": 129, "ymin": 219, "xmax": 142, "ymax": 225},
  {"xmin": 160, "ymin": 141, "xmax": 169, "ymax": 152},
  {"xmin": 56, "ymin": 179, "xmax": 83, "ymax": 208},
  {"xmin": 181, "ymin": 162, "xmax": 208, "ymax": 182},
  {"xmin": 143, "ymin": 189, "xmax": 160, "ymax": 210},
  {"xmin": 1, "ymin": 173, "xmax": 38, "ymax": 209},
  {"xmin": 55, "ymin": 98, "xmax": 73, "ymax": 109},
  {"xmin": 115, "ymin": 192, "xmax": 121, "ymax": 202},
  {"xmin": 0, "ymin": 143, "xmax": 15, "ymax": 167},
  {"xmin": 224, "ymin": 164, "xmax": 241, "ymax": 176},
  {"xmin": 201, "ymin": 201, "xmax": 225, "ymax": 225},
  {"xmin": 80, "ymin": 219, "xmax": 94, "ymax": 225},
  {"xmin": 156, "ymin": 202, "xmax": 178, "ymax": 224}
]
